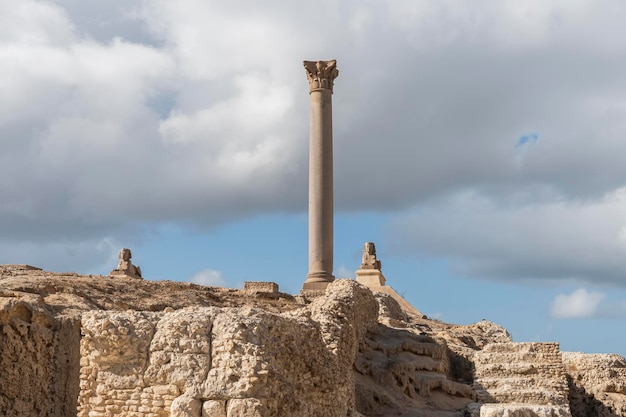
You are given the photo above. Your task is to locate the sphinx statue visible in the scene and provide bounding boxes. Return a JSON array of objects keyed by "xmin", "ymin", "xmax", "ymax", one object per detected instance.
[
  {"xmin": 110, "ymin": 248, "xmax": 142, "ymax": 279},
  {"xmin": 356, "ymin": 242, "xmax": 386, "ymax": 287},
  {"xmin": 360, "ymin": 242, "xmax": 382, "ymax": 270}
]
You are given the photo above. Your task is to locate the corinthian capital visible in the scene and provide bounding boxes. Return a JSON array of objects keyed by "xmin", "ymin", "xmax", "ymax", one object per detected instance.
[{"xmin": 303, "ymin": 60, "xmax": 339, "ymax": 92}]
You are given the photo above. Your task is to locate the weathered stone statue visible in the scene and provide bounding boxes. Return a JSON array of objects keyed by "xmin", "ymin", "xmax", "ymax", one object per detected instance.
[
  {"xmin": 110, "ymin": 248, "xmax": 142, "ymax": 279},
  {"xmin": 356, "ymin": 242, "xmax": 386, "ymax": 287},
  {"xmin": 360, "ymin": 242, "xmax": 382, "ymax": 270}
]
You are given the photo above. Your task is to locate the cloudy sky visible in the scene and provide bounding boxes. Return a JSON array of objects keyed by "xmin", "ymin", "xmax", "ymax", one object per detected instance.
[{"xmin": 2, "ymin": 0, "xmax": 626, "ymax": 356}]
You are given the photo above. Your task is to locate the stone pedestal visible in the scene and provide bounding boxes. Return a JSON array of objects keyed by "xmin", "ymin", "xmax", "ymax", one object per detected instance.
[
  {"xmin": 110, "ymin": 271, "xmax": 142, "ymax": 279},
  {"xmin": 302, "ymin": 60, "xmax": 339, "ymax": 291},
  {"xmin": 355, "ymin": 269, "xmax": 386, "ymax": 287}
]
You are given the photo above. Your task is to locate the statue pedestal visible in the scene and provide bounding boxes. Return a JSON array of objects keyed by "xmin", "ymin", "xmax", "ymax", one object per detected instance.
[
  {"xmin": 355, "ymin": 269, "xmax": 386, "ymax": 287},
  {"xmin": 110, "ymin": 270, "xmax": 142, "ymax": 279}
]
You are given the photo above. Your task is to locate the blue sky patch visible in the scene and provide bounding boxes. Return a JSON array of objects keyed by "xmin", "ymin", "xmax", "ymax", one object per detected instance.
[{"xmin": 516, "ymin": 133, "xmax": 539, "ymax": 148}]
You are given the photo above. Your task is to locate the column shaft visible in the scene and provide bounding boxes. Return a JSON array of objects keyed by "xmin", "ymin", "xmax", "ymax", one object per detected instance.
[{"xmin": 306, "ymin": 89, "xmax": 334, "ymax": 285}]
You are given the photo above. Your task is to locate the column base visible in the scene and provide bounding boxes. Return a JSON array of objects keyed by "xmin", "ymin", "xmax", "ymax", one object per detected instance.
[
  {"xmin": 302, "ymin": 281, "xmax": 331, "ymax": 291},
  {"xmin": 303, "ymin": 273, "xmax": 335, "ymax": 291}
]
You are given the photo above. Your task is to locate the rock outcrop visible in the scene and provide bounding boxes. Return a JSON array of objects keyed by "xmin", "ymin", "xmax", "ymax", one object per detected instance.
[
  {"xmin": 1, "ymin": 265, "xmax": 626, "ymax": 417},
  {"xmin": 0, "ymin": 297, "xmax": 80, "ymax": 417},
  {"xmin": 355, "ymin": 324, "xmax": 473, "ymax": 416},
  {"xmin": 77, "ymin": 280, "xmax": 379, "ymax": 417},
  {"xmin": 563, "ymin": 352, "xmax": 626, "ymax": 416}
]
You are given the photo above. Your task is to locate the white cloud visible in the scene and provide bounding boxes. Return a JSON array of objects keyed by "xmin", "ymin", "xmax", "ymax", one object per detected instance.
[
  {"xmin": 386, "ymin": 0, "xmax": 626, "ymax": 51},
  {"xmin": 189, "ymin": 269, "xmax": 226, "ymax": 287},
  {"xmin": 389, "ymin": 189, "xmax": 626, "ymax": 285},
  {"xmin": 0, "ymin": 1, "xmax": 75, "ymax": 46},
  {"xmin": 3, "ymin": 0, "xmax": 626, "ymax": 278},
  {"xmin": 550, "ymin": 288, "xmax": 606, "ymax": 319}
]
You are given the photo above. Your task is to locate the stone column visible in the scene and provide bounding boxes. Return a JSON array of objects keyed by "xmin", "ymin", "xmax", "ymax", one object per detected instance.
[{"xmin": 302, "ymin": 60, "xmax": 339, "ymax": 291}]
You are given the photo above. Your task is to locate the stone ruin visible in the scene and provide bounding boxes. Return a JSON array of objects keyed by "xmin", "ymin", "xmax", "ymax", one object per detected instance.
[
  {"xmin": 243, "ymin": 282, "xmax": 279, "ymax": 294},
  {"xmin": 2, "ymin": 243, "xmax": 625, "ymax": 417}
]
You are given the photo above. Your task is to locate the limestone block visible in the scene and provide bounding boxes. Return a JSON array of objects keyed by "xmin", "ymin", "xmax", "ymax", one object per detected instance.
[
  {"xmin": 145, "ymin": 352, "xmax": 212, "ymax": 388},
  {"xmin": 202, "ymin": 308, "xmax": 333, "ymax": 401},
  {"xmin": 150, "ymin": 309, "xmax": 213, "ymax": 353},
  {"xmin": 202, "ymin": 400, "xmax": 226, "ymax": 417},
  {"xmin": 479, "ymin": 404, "xmax": 571, "ymax": 417},
  {"xmin": 171, "ymin": 395, "xmax": 201, "ymax": 417},
  {"xmin": 145, "ymin": 308, "xmax": 213, "ymax": 391},
  {"xmin": 226, "ymin": 399, "xmax": 263, "ymax": 417},
  {"xmin": 80, "ymin": 311, "xmax": 157, "ymax": 390},
  {"xmin": 243, "ymin": 282, "xmax": 278, "ymax": 293}
]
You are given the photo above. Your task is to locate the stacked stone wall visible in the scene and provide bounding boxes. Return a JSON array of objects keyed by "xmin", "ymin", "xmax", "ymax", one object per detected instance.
[
  {"xmin": 473, "ymin": 342, "xmax": 572, "ymax": 417},
  {"xmin": 76, "ymin": 280, "xmax": 378, "ymax": 417},
  {"xmin": 0, "ymin": 298, "xmax": 81, "ymax": 417}
]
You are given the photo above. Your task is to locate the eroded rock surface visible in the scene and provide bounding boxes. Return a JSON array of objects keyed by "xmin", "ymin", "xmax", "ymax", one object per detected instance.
[
  {"xmin": 355, "ymin": 325, "xmax": 473, "ymax": 417},
  {"xmin": 2, "ymin": 265, "xmax": 626, "ymax": 417},
  {"xmin": 75, "ymin": 280, "xmax": 378, "ymax": 417},
  {"xmin": 0, "ymin": 297, "xmax": 80, "ymax": 417},
  {"xmin": 563, "ymin": 352, "xmax": 626, "ymax": 417}
]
